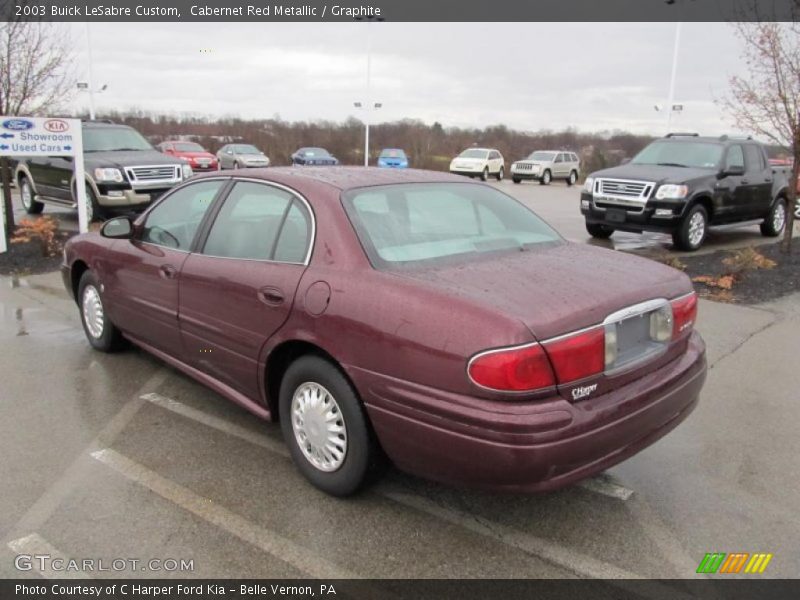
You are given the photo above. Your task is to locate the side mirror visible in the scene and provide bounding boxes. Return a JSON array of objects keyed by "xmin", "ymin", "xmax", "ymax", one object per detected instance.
[
  {"xmin": 723, "ymin": 165, "xmax": 745, "ymax": 177},
  {"xmin": 620, "ymin": 157, "xmax": 631, "ymax": 165},
  {"xmin": 100, "ymin": 216, "xmax": 133, "ymax": 239},
  {"xmin": 227, "ymin": 150, "xmax": 233, "ymax": 154}
]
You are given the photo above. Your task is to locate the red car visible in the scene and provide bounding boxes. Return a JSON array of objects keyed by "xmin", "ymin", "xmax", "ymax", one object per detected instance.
[
  {"xmin": 61, "ymin": 168, "xmax": 706, "ymax": 496},
  {"xmin": 158, "ymin": 141, "xmax": 219, "ymax": 171}
]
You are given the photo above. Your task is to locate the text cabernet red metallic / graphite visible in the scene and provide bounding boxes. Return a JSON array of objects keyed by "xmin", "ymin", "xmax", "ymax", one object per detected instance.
[{"xmin": 42, "ymin": 4, "xmax": 383, "ymax": 19}]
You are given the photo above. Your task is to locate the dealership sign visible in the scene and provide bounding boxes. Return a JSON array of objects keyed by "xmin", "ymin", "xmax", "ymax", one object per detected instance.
[{"xmin": 0, "ymin": 117, "xmax": 88, "ymax": 254}]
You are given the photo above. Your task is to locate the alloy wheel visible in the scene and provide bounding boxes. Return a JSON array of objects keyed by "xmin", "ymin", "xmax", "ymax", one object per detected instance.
[
  {"xmin": 773, "ymin": 202, "xmax": 786, "ymax": 232},
  {"xmin": 688, "ymin": 211, "xmax": 706, "ymax": 247},
  {"xmin": 82, "ymin": 285, "xmax": 105, "ymax": 339},
  {"xmin": 291, "ymin": 382, "xmax": 348, "ymax": 472},
  {"xmin": 21, "ymin": 181, "xmax": 33, "ymax": 209}
]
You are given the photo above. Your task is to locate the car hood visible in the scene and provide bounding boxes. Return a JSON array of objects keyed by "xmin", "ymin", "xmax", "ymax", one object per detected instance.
[
  {"xmin": 591, "ymin": 164, "xmax": 715, "ymax": 185},
  {"xmin": 84, "ymin": 150, "xmax": 183, "ymax": 169},
  {"xmin": 393, "ymin": 242, "xmax": 692, "ymax": 341}
]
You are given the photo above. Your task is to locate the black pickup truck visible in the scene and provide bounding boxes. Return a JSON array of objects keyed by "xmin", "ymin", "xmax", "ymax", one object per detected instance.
[
  {"xmin": 580, "ymin": 133, "xmax": 791, "ymax": 251},
  {"xmin": 15, "ymin": 121, "xmax": 191, "ymax": 222}
]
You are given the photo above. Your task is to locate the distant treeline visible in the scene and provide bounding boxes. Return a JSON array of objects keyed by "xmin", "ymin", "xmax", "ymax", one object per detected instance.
[{"xmin": 91, "ymin": 110, "xmax": 779, "ymax": 173}]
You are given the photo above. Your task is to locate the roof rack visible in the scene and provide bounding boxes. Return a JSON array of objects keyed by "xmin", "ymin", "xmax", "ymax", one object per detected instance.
[
  {"xmin": 665, "ymin": 132, "xmax": 699, "ymax": 138},
  {"xmin": 81, "ymin": 118, "xmax": 115, "ymax": 124},
  {"xmin": 718, "ymin": 134, "xmax": 753, "ymax": 141}
]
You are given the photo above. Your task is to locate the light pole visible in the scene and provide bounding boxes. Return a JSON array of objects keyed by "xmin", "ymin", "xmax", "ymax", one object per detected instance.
[
  {"xmin": 665, "ymin": 21, "xmax": 682, "ymax": 133},
  {"xmin": 85, "ymin": 22, "xmax": 96, "ymax": 120},
  {"xmin": 353, "ymin": 102, "xmax": 382, "ymax": 166}
]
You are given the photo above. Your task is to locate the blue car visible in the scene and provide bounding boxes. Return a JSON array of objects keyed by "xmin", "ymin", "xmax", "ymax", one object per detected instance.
[{"xmin": 377, "ymin": 148, "xmax": 408, "ymax": 168}]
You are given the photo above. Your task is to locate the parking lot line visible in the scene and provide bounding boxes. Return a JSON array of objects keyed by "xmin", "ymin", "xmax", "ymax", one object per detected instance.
[
  {"xmin": 90, "ymin": 448, "xmax": 358, "ymax": 580},
  {"xmin": 140, "ymin": 392, "xmax": 289, "ymax": 457},
  {"xmin": 578, "ymin": 474, "xmax": 634, "ymax": 501},
  {"xmin": 7, "ymin": 533, "xmax": 88, "ymax": 579}
]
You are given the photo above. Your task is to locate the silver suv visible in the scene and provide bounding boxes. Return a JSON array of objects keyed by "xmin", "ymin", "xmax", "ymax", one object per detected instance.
[{"xmin": 511, "ymin": 151, "xmax": 581, "ymax": 185}]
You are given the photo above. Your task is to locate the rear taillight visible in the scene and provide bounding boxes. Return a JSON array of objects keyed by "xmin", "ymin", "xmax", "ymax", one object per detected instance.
[
  {"xmin": 671, "ymin": 292, "xmax": 698, "ymax": 339},
  {"xmin": 542, "ymin": 327, "xmax": 605, "ymax": 383},
  {"xmin": 468, "ymin": 344, "xmax": 556, "ymax": 392}
]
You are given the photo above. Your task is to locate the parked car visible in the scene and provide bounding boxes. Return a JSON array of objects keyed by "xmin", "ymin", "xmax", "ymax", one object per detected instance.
[
  {"xmin": 217, "ymin": 144, "xmax": 270, "ymax": 169},
  {"xmin": 581, "ymin": 133, "xmax": 792, "ymax": 251},
  {"xmin": 377, "ymin": 148, "xmax": 408, "ymax": 168},
  {"xmin": 62, "ymin": 167, "xmax": 706, "ymax": 496},
  {"xmin": 16, "ymin": 121, "xmax": 191, "ymax": 222},
  {"xmin": 449, "ymin": 148, "xmax": 504, "ymax": 181},
  {"xmin": 291, "ymin": 147, "xmax": 338, "ymax": 166},
  {"xmin": 158, "ymin": 141, "xmax": 219, "ymax": 171},
  {"xmin": 511, "ymin": 151, "xmax": 580, "ymax": 186}
]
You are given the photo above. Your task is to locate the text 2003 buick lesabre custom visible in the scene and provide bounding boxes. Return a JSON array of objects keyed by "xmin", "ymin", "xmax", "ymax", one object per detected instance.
[{"xmin": 62, "ymin": 167, "xmax": 706, "ymax": 496}]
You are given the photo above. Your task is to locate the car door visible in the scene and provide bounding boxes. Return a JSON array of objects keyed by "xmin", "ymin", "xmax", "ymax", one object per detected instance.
[
  {"xmin": 743, "ymin": 143, "xmax": 773, "ymax": 217},
  {"xmin": 101, "ymin": 179, "xmax": 227, "ymax": 357},
  {"xmin": 178, "ymin": 180, "xmax": 313, "ymax": 399},
  {"xmin": 554, "ymin": 153, "xmax": 568, "ymax": 178},
  {"xmin": 716, "ymin": 144, "xmax": 748, "ymax": 220}
]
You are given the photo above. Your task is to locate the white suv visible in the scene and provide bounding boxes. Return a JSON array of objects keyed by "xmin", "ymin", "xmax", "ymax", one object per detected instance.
[
  {"xmin": 449, "ymin": 148, "xmax": 505, "ymax": 181},
  {"xmin": 511, "ymin": 150, "xmax": 581, "ymax": 185}
]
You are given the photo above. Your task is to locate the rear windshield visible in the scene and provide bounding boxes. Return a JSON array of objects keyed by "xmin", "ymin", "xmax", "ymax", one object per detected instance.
[
  {"xmin": 342, "ymin": 183, "xmax": 561, "ymax": 268},
  {"xmin": 632, "ymin": 141, "xmax": 723, "ymax": 169}
]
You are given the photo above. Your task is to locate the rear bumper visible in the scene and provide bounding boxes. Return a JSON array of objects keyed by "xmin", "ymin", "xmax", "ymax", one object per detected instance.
[{"xmin": 352, "ymin": 331, "xmax": 706, "ymax": 492}]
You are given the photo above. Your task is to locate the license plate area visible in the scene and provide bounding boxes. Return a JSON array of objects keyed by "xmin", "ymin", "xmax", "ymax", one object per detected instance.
[
  {"xmin": 606, "ymin": 208, "xmax": 627, "ymax": 223},
  {"xmin": 604, "ymin": 299, "xmax": 671, "ymax": 375}
]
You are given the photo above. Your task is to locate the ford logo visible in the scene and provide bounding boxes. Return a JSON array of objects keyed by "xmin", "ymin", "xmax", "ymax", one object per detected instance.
[{"xmin": 2, "ymin": 119, "xmax": 34, "ymax": 131}]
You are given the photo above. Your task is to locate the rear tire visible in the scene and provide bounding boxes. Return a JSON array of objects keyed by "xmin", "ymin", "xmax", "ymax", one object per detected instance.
[
  {"xmin": 279, "ymin": 355, "xmax": 380, "ymax": 496},
  {"xmin": 760, "ymin": 198, "xmax": 786, "ymax": 237},
  {"xmin": 673, "ymin": 204, "xmax": 708, "ymax": 251},
  {"xmin": 496, "ymin": 167, "xmax": 504, "ymax": 182},
  {"xmin": 78, "ymin": 270, "xmax": 126, "ymax": 352},
  {"xmin": 19, "ymin": 176, "xmax": 44, "ymax": 214},
  {"xmin": 234, "ymin": 161, "xmax": 240, "ymax": 169},
  {"xmin": 586, "ymin": 222, "xmax": 614, "ymax": 239},
  {"xmin": 567, "ymin": 171, "xmax": 578, "ymax": 186}
]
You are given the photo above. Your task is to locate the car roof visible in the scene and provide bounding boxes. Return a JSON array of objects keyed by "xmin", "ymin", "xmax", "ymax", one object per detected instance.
[
  {"xmin": 463, "ymin": 147, "xmax": 496, "ymax": 152},
  {"xmin": 192, "ymin": 166, "xmax": 468, "ymax": 192}
]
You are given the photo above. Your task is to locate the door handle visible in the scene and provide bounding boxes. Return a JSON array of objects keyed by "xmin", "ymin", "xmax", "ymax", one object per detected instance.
[
  {"xmin": 741, "ymin": 179, "xmax": 749, "ymax": 184},
  {"xmin": 159, "ymin": 264, "xmax": 178, "ymax": 279},
  {"xmin": 257, "ymin": 287, "xmax": 284, "ymax": 306}
]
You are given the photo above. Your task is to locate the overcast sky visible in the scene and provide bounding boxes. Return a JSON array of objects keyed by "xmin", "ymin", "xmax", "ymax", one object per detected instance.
[{"xmin": 68, "ymin": 22, "xmax": 748, "ymax": 136}]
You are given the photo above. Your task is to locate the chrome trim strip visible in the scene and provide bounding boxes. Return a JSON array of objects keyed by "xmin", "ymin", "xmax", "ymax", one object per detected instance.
[{"xmin": 603, "ymin": 298, "xmax": 669, "ymax": 325}]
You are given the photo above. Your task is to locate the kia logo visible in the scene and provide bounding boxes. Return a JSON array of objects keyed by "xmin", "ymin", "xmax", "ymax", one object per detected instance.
[
  {"xmin": 44, "ymin": 119, "xmax": 69, "ymax": 133},
  {"xmin": 2, "ymin": 119, "xmax": 34, "ymax": 131}
]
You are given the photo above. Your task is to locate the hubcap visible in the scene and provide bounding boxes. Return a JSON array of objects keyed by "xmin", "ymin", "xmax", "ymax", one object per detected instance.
[
  {"xmin": 773, "ymin": 202, "xmax": 786, "ymax": 232},
  {"xmin": 544, "ymin": 172, "xmax": 550, "ymax": 183},
  {"xmin": 82, "ymin": 285, "xmax": 105, "ymax": 339},
  {"xmin": 291, "ymin": 382, "xmax": 347, "ymax": 472},
  {"xmin": 21, "ymin": 182, "xmax": 32, "ymax": 208},
  {"xmin": 570, "ymin": 173, "xmax": 576, "ymax": 184},
  {"xmin": 84, "ymin": 187, "xmax": 94, "ymax": 222},
  {"xmin": 688, "ymin": 212, "xmax": 705, "ymax": 247}
]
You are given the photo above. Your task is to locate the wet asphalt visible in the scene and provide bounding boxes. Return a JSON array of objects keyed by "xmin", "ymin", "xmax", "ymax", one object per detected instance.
[{"xmin": 1, "ymin": 182, "xmax": 799, "ymax": 580}]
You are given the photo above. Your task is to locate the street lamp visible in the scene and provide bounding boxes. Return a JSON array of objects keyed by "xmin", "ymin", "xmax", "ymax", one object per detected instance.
[
  {"xmin": 77, "ymin": 82, "xmax": 107, "ymax": 120},
  {"xmin": 353, "ymin": 101, "xmax": 382, "ymax": 166}
]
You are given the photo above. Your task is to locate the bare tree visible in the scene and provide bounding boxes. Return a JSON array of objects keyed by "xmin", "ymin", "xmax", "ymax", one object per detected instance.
[
  {"xmin": 0, "ymin": 18, "xmax": 74, "ymax": 237},
  {"xmin": 720, "ymin": 22, "xmax": 799, "ymax": 253}
]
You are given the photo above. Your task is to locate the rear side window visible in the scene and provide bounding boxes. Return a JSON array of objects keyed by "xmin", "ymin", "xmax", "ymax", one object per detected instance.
[
  {"xmin": 343, "ymin": 182, "xmax": 560, "ymax": 268},
  {"xmin": 141, "ymin": 180, "xmax": 223, "ymax": 250},
  {"xmin": 202, "ymin": 181, "xmax": 310, "ymax": 261},
  {"xmin": 743, "ymin": 145, "xmax": 765, "ymax": 172}
]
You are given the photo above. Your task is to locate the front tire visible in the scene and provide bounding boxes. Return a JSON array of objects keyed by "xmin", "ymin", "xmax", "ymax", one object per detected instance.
[
  {"xmin": 539, "ymin": 170, "xmax": 552, "ymax": 185},
  {"xmin": 586, "ymin": 222, "xmax": 614, "ymax": 239},
  {"xmin": 480, "ymin": 167, "xmax": 489, "ymax": 182},
  {"xmin": 673, "ymin": 204, "xmax": 708, "ymax": 251},
  {"xmin": 760, "ymin": 198, "xmax": 786, "ymax": 237},
  {"xmin": 78, "ymin": 271, "xmax": 126, "ymax": 352},
  {"xmin": 234, "ymin": 161, "xmax": 240, "ymax": 169},
  {"xmin": 495, "ymin": 167, "xmax": 504, "ymax": 182},
  {"xmin": 512, "ymin": 177, "xmax": 521, "ymax": 184},
  {"xmin": 279, "ymin": 355, "xmax": 379, "ymax": 496},
  {"xmin": 19, "ymin": 176, "xmax": 44, "ymax": 214}
]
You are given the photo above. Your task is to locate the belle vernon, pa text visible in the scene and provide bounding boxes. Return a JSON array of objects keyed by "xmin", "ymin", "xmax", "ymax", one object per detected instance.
[
  {"xmin": 41, "ymin": 3, "xmax": 383, "ymax": 18},
  {"xmin": 16, "ymin": 584, "xmax": 339, "ymax": 597}
]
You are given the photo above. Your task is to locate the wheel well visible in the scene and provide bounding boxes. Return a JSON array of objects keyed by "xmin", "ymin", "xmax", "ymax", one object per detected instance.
[
  {"xmin": 70, "ymin": 260, "xmax": 89, "ymax": 303},
  {"xmin": 691, "ymin": 196, "xmax": 713, "ymax": 219},
  {"xmin": 265, "ymin": 340, "xmax": 346, "ymax": 422}
]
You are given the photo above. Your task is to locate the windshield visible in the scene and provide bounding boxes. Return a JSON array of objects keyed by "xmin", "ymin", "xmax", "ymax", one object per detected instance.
[
  {"xmin": 527, "ymin": 151, "xmax": 556, "ymax": 161},
  {"xmin": 380, "ymin": 149, "xmax": 406, "ymax": 158},
  {"xmin": 174, "ymin": 142, "xmax": 205, "ymax": 152},
  {"xmin": 84, "ymin": 127, "xmax": 153, "ymax": 152},
  {"xmin": 458, "ymin": 149, "xmax": 488, "ymax": 159},
  {"xmin": 234, "ymin": 145, "xmax": 261, "ymax": 154},
  {"xmin": 343, "ymin": 183, "xmax": 561, "ymax": 268},
  {"xmin": 302, "ymin": 147, "xmax": 330, "ymax": 157},
  {"xmin": 632, "ymin": 141, "xmax": 723, "ymax": 168}
]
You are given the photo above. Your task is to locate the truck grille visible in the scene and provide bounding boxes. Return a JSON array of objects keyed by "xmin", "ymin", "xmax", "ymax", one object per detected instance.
[
  {"xmin": 593, "ymin": 178, "xmax": 655, "ymax": 212},
  {"xmin": 125, "ymin": 165, "xmax": 180, "ymax": 183}
]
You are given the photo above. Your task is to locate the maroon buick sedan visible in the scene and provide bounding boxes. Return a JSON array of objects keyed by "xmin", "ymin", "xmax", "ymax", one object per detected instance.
[{"xmin": 62, "ymin": 167, "xmax": 706, "ymax": 496}]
